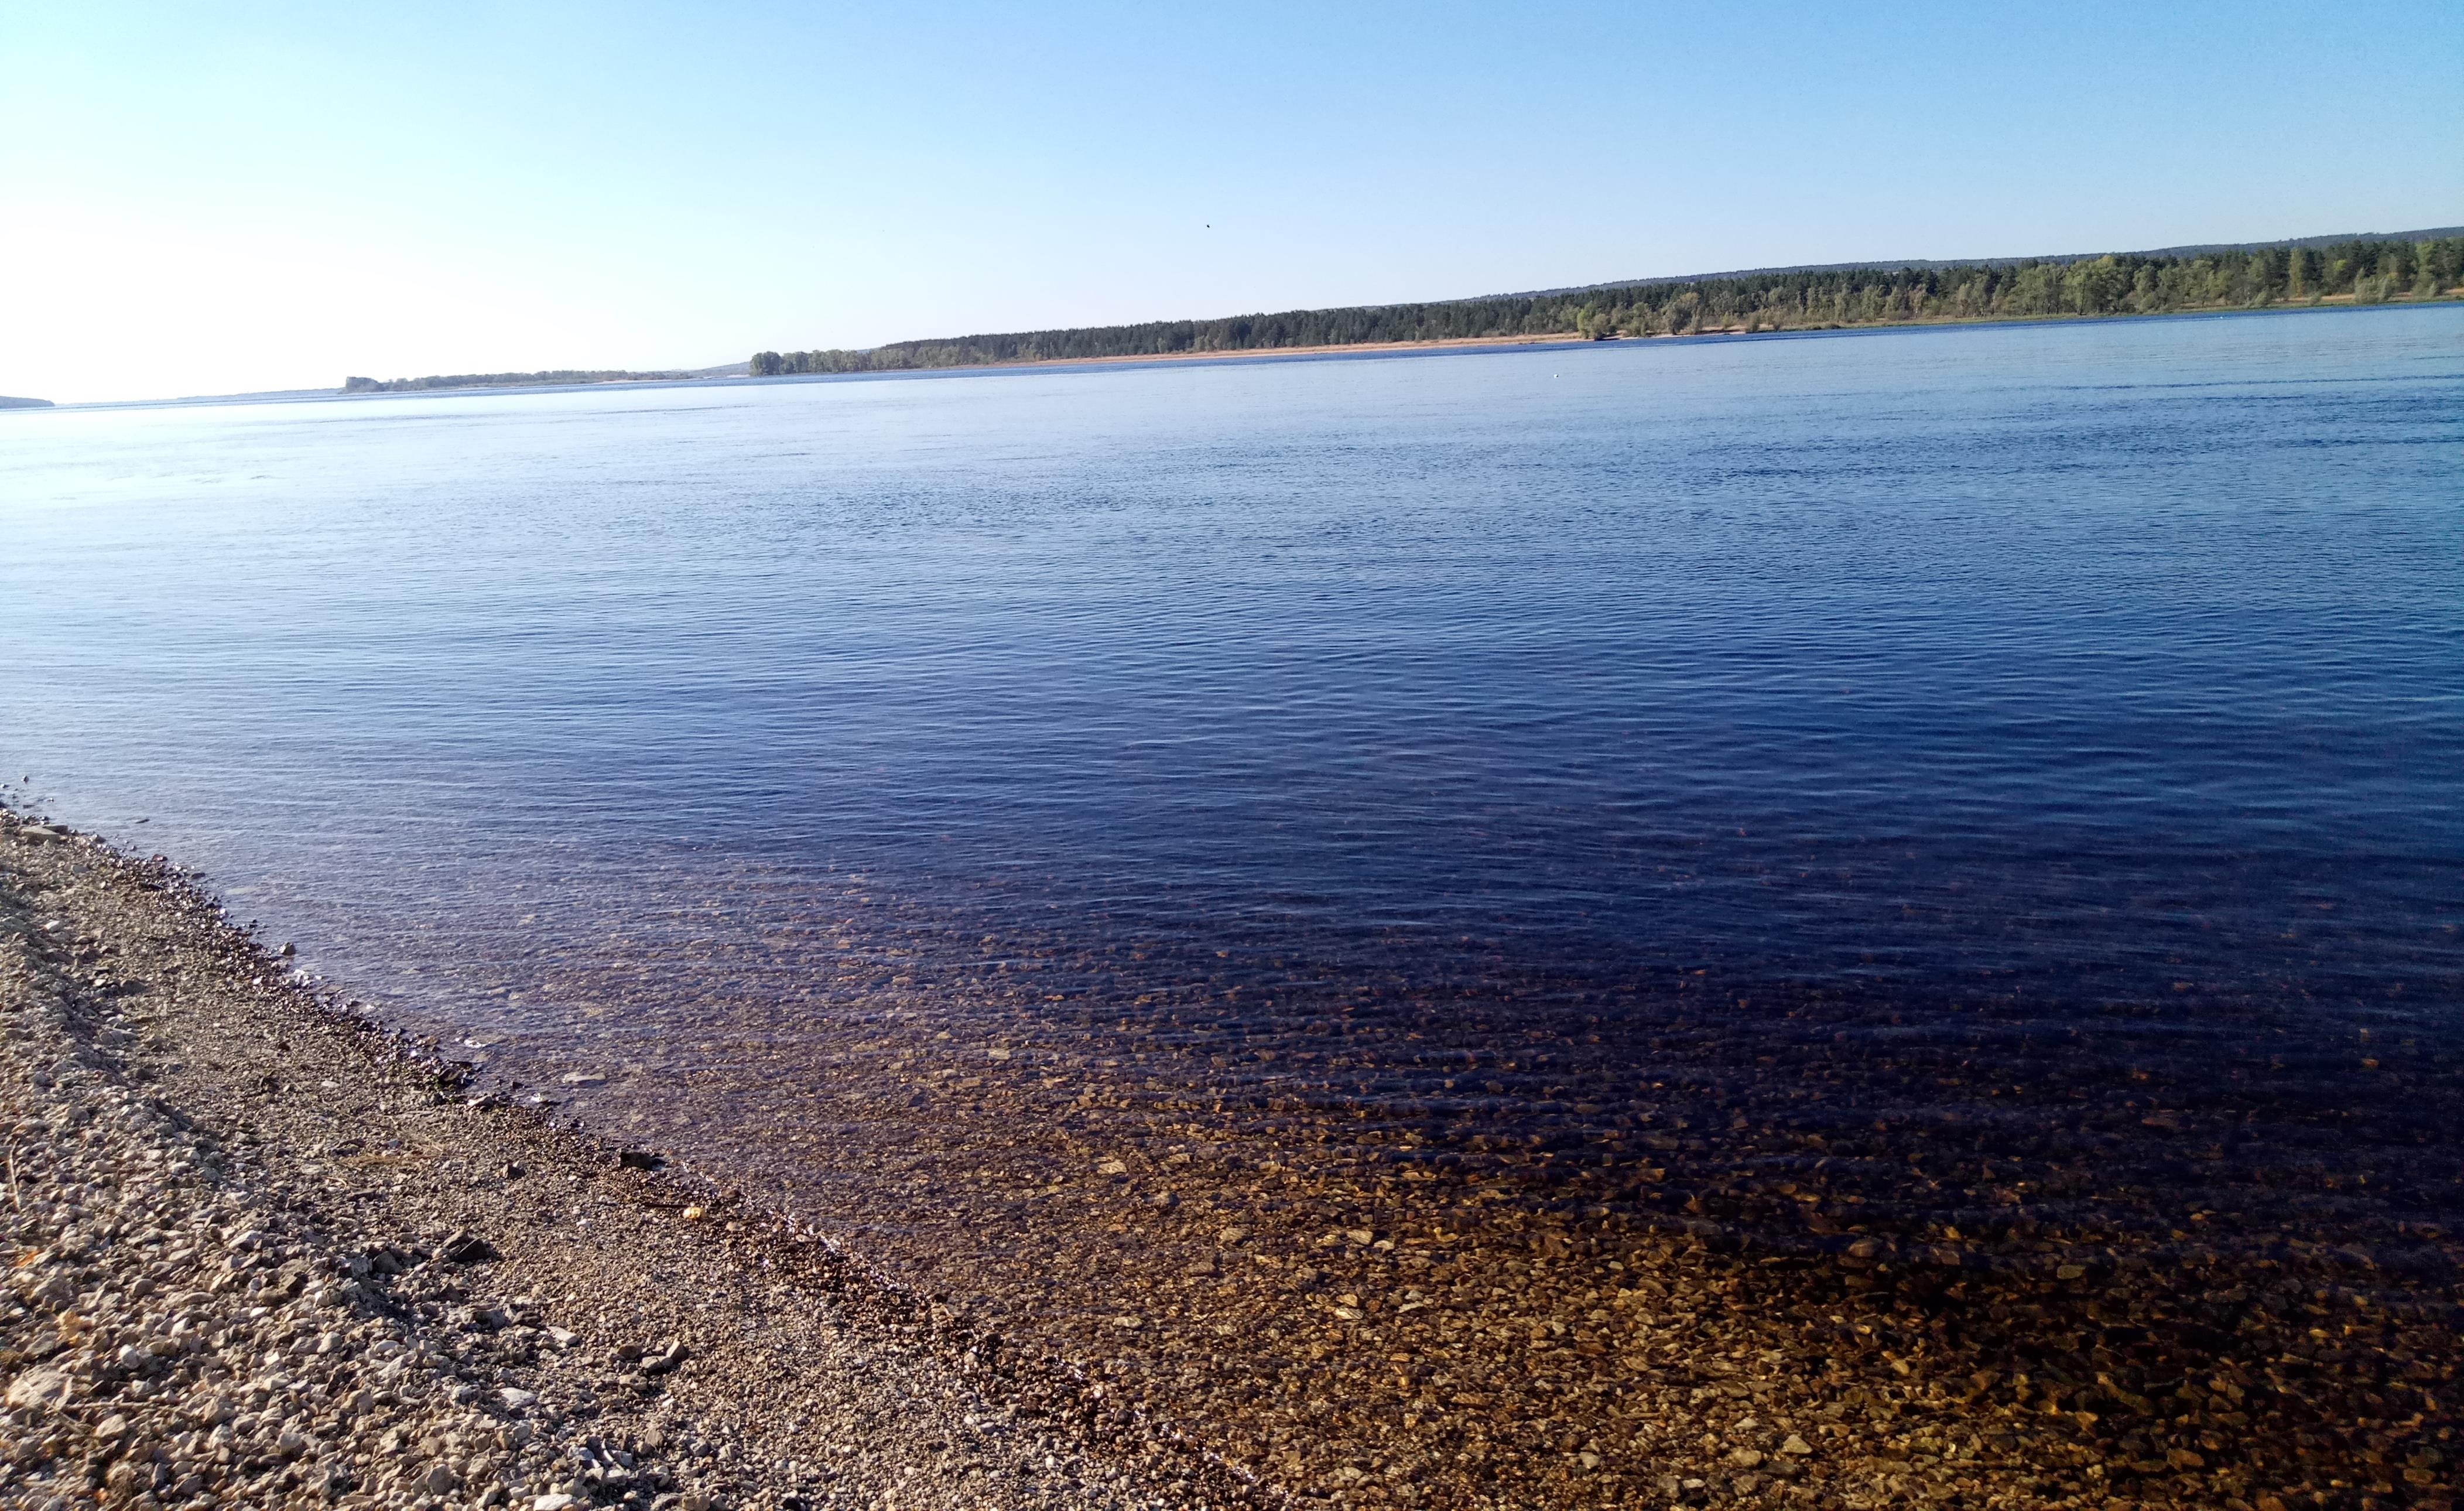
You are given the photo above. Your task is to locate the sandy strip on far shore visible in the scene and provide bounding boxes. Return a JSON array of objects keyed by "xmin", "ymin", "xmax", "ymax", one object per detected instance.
[{"xmin": 772, "ymin": 292, "xmax": 2460, "ymax": 380}]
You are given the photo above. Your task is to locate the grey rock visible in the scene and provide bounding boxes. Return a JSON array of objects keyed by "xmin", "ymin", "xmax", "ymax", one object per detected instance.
[{"xmin": 442, "ymin": 1229, "xmax": 499, "ymax": 1263}]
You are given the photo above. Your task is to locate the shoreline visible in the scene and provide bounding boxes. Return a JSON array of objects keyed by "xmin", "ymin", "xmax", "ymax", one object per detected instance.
[
  {"xmin": 7, "ymin": 803, "xmax": 2460, "ymax": 1510},
  {"xmin": 0, "ymin": 805, "xmax": 1262, "ymax": 1511},
  {"xmin": 32, "ymin": 293, "xmax": 2456, "ymax": 412},
  {"xmin": 744, "ymin": 290, "xmax": 2460, "ymax": 382}
]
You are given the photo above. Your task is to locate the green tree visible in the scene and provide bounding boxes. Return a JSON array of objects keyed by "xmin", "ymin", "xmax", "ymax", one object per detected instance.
[{"xmin": 747, "ymin": 235, "xmax": 2464, "ymax": 375}]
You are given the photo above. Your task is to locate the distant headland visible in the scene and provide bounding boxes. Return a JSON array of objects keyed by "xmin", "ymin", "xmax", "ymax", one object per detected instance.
[
  {"xmin": 751, "ymin": 227, "xmax": 2464, "ymax": 377},
  {"xmin": 0, "ymin": 394, "xmax": 56, "ymax": 409}
]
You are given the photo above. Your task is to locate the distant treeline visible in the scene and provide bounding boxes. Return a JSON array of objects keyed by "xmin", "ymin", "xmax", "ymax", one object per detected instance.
[
  {"xmin": 341, "ymin": 371, "xmax": 683, "ymax": 394},
  {"xmin": 754, "ymin": 234, "xmax": 2463, "ymax": 376}
]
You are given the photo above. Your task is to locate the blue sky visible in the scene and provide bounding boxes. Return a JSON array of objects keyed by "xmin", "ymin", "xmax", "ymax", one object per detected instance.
[{"xmin": 4, "ymin": 1, "xmax": 2458, "ymax": 402}]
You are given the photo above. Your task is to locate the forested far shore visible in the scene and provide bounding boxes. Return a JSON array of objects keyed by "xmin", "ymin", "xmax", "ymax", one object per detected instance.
[
  {"xmin": 753, "ymin": 234, "xmax": 2464, "ymax": 376},
  {"xmin": 341, "ymin": 370, "xmax": 687, "ymax": 394}
]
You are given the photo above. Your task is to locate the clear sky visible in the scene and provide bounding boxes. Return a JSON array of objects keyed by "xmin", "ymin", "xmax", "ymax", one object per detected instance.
[{"xmin": 5, "ymin": 1, "xmax": 2458, "ymax": 403}]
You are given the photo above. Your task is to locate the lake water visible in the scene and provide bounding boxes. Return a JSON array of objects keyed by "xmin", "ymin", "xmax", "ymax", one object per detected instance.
[{"xmin": 5, "ymin": 306, "xmax": 2462, "ymax": 1503}]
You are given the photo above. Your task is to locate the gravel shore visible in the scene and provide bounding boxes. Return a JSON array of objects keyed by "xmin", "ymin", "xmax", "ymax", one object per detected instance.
[
  {"xmin": 6, "ymin": 803, "xmax": 2458, "ymax": 1511},
  {"xmin": 0, "ymin": 809, "xmax": 1254, "ymax": 1511}
]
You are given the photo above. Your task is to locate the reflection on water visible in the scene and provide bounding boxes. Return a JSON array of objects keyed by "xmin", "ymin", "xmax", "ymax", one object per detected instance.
[{"xmin": 4, "ymin": 306, "xmax": 2462, "ymax": 1504}]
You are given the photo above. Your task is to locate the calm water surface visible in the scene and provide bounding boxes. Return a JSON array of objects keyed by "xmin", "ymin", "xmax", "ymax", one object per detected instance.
[
  {"xmin": 4, "ymin": 306, "xmax": 2460, "ymax": 1197},
  {"xmin": 8, "ymin": 312, "xmax": 2459, "ymax": 1018}
]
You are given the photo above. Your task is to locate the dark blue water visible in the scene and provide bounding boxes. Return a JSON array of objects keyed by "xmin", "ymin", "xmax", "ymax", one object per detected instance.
[{"xmin": 6, "ymin": 309, "xmax": 2456, "ymax": 1042}]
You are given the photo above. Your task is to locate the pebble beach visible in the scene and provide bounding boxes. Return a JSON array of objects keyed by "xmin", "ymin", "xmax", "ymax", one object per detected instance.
[
  {"xmin": 6, "ymin": 805, "xmax": 2460, "ymax": 1511},
  {"xmin": 0, "ymin": 808, "xmax": 1247, "ymax": 1511}
]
